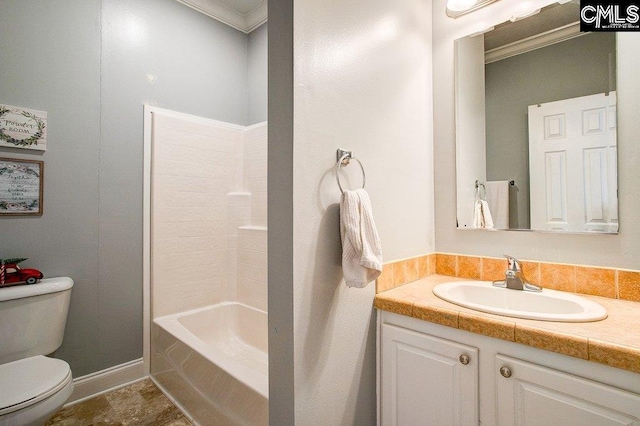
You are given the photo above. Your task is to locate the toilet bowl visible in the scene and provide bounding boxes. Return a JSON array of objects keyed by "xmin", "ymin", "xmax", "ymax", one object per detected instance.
[
  {"xmin": 0, "ymin": 356, "xmax": 74, "ymax": 426},
  {"xmin": 0, "ymin": 277, "xmax": 74, "ymax": 425}
]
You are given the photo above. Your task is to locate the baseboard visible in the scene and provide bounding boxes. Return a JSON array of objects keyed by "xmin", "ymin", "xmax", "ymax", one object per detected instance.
[{"xmin": 65, "ymin": 358, "xmax": 146, "ymax": 406}]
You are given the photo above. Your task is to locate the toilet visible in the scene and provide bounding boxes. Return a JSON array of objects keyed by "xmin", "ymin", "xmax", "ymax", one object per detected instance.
[{"xmin": 0, "ymin": 277, "xmax": 74, "ymax": 426}]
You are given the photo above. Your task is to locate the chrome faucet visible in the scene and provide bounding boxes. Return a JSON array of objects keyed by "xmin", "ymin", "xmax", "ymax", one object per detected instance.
[{"xmin": 492, "ymin": 254, "xmax": 542, "ymax": 292}]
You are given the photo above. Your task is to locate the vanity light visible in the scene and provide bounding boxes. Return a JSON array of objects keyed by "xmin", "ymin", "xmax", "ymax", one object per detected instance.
[
  {"xmin": 510, "ymin": 7, "xmax": 541, "ymax": 22},
  {"xmin": 447, "ymin": 0, "xmax": 478, "ymax": 12},
  {"xmin": 468, "ymin": 25, "xmax": 495, "ymax": 37},
  {"xmin": 446, "ymin": 0, "xmax": 501, "ymax": 18}
]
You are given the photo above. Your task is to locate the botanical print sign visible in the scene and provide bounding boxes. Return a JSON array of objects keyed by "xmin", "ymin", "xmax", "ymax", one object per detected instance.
[
  {"xmin": 0, "ymin": 104, "xmax": 47, "ymax": 151},
  {"xmin": 0, "ymin": 158, "xmax": 43, "ymax": 216}
]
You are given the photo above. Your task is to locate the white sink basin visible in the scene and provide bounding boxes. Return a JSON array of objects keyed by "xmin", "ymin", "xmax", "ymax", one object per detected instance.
[{"xmin": 433, "ymin": 281, "xmax": 607, "ymax": 322}]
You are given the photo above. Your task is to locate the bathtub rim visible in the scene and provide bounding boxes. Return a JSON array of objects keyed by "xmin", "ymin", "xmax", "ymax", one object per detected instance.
[{"xmin": 153, "ymin": 301, "xmax": 268, "ymax": 399}]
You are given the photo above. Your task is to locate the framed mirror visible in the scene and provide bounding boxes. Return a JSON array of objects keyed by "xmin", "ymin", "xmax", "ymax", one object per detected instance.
[{"xmin": 455, "ymin": 0, "xmax": 618, "ymax": 234}]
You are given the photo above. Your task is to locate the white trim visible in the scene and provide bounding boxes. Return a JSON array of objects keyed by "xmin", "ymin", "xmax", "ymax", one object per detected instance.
[
  {"xmin": 485, "ymin": 22, "xmax": 584, "ymax": 64},
  {"xmin": 246, "ymin": 120, "xmax": 268, "ymax": 130},
  {"xmin": 175, "ymin": 0, "xmax": 267, "ymax": 34},
  {"xmin": 145, "ymin": 105, "xmax": 247, "ymax": 131},
  {"xmin": 238, "ymin": 225, "xmax": 268, "ymax": 231},
  {"xmin": 244, "ymin": 1, "xmax": 268, "ymax": 33},
  {"xmin": 65, "ymin": 359, "xmax": 145, "ymax": 406},
  {"xmin": 143, "ymin": 105, "xmax": 153, "ymax": 376}
]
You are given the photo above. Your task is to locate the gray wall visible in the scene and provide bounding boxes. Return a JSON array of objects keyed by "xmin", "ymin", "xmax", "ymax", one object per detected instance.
[
  {"xmin": 434, "ymin": 0, "xmax": 640, "ymax": 271},
  {"xmin": 268, "ymin": 0, "xmax": 294, "ymax": 422},
  {"xmin": 485, "ymin": 33, "xmax": 616, "ymax": 228},
  {"xmin": 0, "ymin": 0, "xmax": 102, "ymax": 376},
  {"xmin": 249, "ymin": 23, "xmax": 268, "ymax": 124},
  {"xmin": 0, "ymin": 0, "xmax": 260, "ymax": 376}
]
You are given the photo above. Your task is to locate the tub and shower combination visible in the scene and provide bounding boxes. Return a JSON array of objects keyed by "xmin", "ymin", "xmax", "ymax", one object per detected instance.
[
  {"xmin": 152, "ymin": 302, "xmax": 268, "ymax": 426},
  {"xmin": 146, "ymin": 107, "xmax": 268, "ymax": 425}
]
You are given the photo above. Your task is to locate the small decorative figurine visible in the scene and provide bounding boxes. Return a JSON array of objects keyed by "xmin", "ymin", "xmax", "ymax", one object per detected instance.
[{"xmin": 0, "ymin": 258, "xmax": 43, "ymax": 287}]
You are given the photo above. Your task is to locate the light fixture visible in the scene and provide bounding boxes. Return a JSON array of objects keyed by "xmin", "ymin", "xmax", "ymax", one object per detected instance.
[
  {"xmin": 446, "ymin": 0, "xmax": 501, "ymax": 18},
  {"xmin": 446, "ymin": 0, "xmax": 477, "ymax": 12},
  {"xmin": 510, "ymin": 7, "xmax": 541, "ymax": 22}
]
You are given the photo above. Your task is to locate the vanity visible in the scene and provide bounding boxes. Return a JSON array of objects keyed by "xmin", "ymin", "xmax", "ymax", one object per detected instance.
[
  {"xmin": 378, "ymin": 0, "xmax": 640, "ymax": 422},
  {"xmin": 375, "ymin": 275, "xmax": 640, "ymax": 425}
]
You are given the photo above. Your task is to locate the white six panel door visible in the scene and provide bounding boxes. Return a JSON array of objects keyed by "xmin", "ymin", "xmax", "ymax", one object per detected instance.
[{"xmin": 528, "ymin": 92, "xmax": 618, "ymax": 232}]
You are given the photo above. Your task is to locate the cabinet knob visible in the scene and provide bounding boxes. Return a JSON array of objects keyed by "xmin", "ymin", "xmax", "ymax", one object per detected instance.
[
  {"xmin": 500, "ymin": 366, "xmax": 512, "ymax": 378},
  {"xmin": 459, "ymin": 354, "xmax": 470, "ymax": 365}
]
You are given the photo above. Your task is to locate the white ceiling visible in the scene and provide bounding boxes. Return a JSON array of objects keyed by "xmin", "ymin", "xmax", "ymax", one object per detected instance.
[{"xmin": 176, "ymin": 0, "xmax": 267, "ymax": 33}]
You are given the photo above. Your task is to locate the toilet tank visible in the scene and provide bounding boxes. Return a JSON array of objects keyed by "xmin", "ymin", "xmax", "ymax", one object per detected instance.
[{"xmin": 0, "ymin": 277, "xmax": 73, "ymax": 365}]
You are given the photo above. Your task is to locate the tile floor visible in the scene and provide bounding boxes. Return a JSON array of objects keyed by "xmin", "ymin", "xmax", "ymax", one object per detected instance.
[{"xmin": 45, "ymin": 378, "xmax": 192, "ymax": 426}]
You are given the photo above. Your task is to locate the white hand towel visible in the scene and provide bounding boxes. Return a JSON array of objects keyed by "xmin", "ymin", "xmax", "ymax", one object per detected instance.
[
  {"xmin": 473, "ymin": 199, "xmax": 494, "ymax": 229},
  {"xmin": 340, "ymin": 189, "xmax": 383, "ymax": 288},
  {"xmin": 485, "ymin": 180, "xmax": 510, "ymax": 229}
]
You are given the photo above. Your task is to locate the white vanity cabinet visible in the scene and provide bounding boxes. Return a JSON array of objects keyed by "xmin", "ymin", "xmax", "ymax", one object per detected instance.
[
  {"xmin": 496, "ymin": 355, "xmax": 640, "ymax": 425},
  {"xmin": 378, "ymin": 311, "xmax": 640, "ymax": 426},
  {"xmin": 380, "ymin": 323, "xmax": 478, "ymax": 425}
]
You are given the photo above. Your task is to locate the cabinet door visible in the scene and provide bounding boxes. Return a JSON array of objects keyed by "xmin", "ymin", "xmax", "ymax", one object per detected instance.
[
  {"xmin": 381, "ymin": 324, "xmax": 478, "ymax": 426},
  {"xmin": 496, "ymin": 355, "xmax": 640, "ymax": 426}
]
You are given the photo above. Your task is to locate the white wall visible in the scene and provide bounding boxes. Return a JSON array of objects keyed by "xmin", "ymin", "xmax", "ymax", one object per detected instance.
[
  {"xmin": 269, "ymin": 0, "xmax": 434, "ymax": 422},
  {"xmin": 226, "ymin": 192, "xmax": 251, "ymax": 302},
  {"xmin": 151, "ymin": 112, "xmax": 244, "ymax": 317},
  {"xmin": 152, "ymin": 114, "xmax": 268, "ymax": 317},
  {"xmin": 244, "ymin": 124, "xmax": 268, "ymax": 226},
  {"xmin": 433, "ymin": 0, "xmax": 640, "ymax": 269},
  {"xmin": 237, "ymin": 226, "xmax": 268, "ymax": 311},
  {"xmin": 238, "ymin": 123, "xmax": 268, "ymax": 311}
]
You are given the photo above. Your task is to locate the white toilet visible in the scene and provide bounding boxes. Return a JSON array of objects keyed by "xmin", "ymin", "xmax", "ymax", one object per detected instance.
[{"xmin": 0, "ymin": 277, "xmax": 74, "ymax": 426}]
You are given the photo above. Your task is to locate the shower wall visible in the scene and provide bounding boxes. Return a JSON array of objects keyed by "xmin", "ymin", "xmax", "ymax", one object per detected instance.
[
  {"xmin": 228, "ymin": 124, "xmax": 268, "ymax": 311},
  {"xmin": 151, "ymin": 109, "xmax": 267, "ymax": 319}
]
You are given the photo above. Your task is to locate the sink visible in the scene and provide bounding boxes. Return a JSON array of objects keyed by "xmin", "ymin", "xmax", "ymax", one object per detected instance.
[{"xmin": 432, "ymin": 281, "xmax": 607, "ymax": 322}]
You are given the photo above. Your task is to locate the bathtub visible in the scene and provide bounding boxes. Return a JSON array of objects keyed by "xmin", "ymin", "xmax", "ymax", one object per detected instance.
[{"xmin": 151, "ymin": 302, "xmax": 268, "ymax": 426}]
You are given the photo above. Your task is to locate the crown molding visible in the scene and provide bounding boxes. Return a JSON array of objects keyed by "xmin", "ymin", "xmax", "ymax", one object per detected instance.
[
  {"xmin": 245, "ymin": 1, "xmax": 268, "ymax": 32},
  {"xmin": 176, "ymin": 0, "xmax": 267, "ymax": 34},
  {"xmin": 485, "ymin": 22, "xmax": 583, "ymax": 64}
]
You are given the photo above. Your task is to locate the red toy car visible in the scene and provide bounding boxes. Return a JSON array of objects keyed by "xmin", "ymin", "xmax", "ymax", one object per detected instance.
[{"xmin": 0, "ymin": 262, "xmax": 44, "ymax": 287}]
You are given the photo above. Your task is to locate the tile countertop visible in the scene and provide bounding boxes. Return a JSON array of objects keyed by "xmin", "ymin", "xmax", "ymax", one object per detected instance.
[{"xmin": 374, "ymin": 275, "xmax": 640, "ymax": 375}]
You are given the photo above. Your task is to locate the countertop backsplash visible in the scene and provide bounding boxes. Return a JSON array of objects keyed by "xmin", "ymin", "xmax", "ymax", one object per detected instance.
[{"xmin": 377, "ymin": 252, "xmax": 640, "ymax": 303}]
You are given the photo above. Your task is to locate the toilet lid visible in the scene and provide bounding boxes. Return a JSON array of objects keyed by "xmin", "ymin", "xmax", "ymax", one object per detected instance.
[{"xmin": 0, "ymin": 356, "xmax": 72, "ymax": 415}]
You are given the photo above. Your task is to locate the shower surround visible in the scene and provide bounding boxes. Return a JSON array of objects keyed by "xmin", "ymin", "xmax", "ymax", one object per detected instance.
[{"xmin": 146, "ymin": 107, "xmax": 267, "ymax": 425}]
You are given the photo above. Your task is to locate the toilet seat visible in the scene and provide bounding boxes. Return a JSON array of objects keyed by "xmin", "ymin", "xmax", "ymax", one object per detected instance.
[{"xmin": 0, "ymin": 356, "xmax": 72, "ymax": 415}]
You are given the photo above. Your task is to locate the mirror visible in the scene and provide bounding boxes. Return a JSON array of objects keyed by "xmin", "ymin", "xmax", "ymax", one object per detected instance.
[{"xmin": 455, "ymin": 0, "xmax": 618, "ymax": 233}]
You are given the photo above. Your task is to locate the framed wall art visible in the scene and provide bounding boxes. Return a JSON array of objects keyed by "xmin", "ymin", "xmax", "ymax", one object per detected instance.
[
  {"xmin": 0, "ymin": 157, "xmax": 43, "ymax": 216},
  {"xmin": 0, "ymin": 104, "xmax": 47, "ymax": 151}
]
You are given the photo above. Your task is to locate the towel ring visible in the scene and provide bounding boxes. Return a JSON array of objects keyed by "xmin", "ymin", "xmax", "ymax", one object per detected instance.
[
  {"xmin": 475, "ymin": 180, "xmax": 486, "ymax": 200},
  {"xmin": 336, "ymin": 153, "xmax": 366, "ymax": 194}
]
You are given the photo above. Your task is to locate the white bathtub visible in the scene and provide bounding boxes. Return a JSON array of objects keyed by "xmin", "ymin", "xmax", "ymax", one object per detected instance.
[{"xmin": 152, "ymin": 302, "xmax": 268, "ymax": 426}]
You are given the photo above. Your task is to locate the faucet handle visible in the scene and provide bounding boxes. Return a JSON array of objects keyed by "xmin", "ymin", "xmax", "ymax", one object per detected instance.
[{"xmin": 502, "ymin": 254, "xmax": 522, "ymax": 272}]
